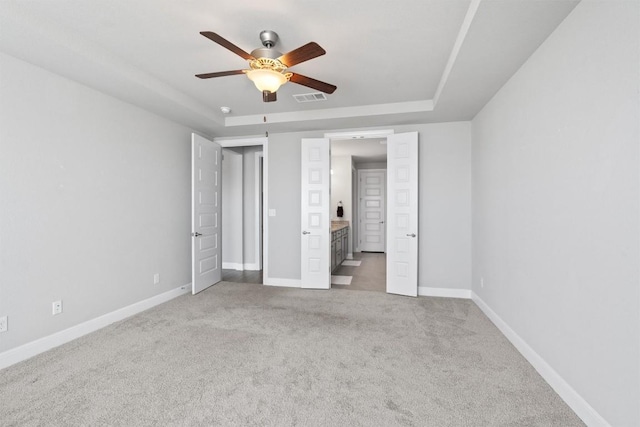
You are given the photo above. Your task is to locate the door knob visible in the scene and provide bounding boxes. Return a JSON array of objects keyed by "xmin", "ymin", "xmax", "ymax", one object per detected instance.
[
  {"xmin": 406, "ymin": 233, "xmax": 416, "ymax": 238},
  {"xmin": 192, "ymin": 232, "xmax": 202, "ymax": 237},
  {"xmin": 302, "ymin": 231, "xmax": 311, "ymax": 235},
  {"xmin": 379, "ymin": 221, "xmax": 384, "ymax": 224}
]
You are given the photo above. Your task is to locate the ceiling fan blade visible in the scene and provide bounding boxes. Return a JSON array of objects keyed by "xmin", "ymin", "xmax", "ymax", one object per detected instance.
[
  {"xmin": 289, "ymin": 73, "xmax": 336, "ymax": 94},
  {"xmin": 263, "ymin": 91, "xmax": 277, "ymax": 103},
  {"xmin": 195, "ymin": 70, "xmax": 246, "ymax": 79},
  {"xmin": 278, "ymin": 42, "xmax": 326, "ymax": 67},
  {"xmin": 200, "ymin": 31, "xmax": 255, "ymax": 61}
]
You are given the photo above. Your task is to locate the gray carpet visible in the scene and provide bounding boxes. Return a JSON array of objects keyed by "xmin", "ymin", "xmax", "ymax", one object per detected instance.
[{"xmin": 0, "ymin": 282, "xmax": 583, "ymax": 426}]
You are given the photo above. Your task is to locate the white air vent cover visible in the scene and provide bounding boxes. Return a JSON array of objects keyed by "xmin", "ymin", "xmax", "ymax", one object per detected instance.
[{"xmin": 293, "ymin": 92, "xmax": 327, "ymax": 103}]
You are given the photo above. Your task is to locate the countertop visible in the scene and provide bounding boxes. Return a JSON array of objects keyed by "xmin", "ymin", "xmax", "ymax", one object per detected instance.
[{"xmin": 331, "ymin": 221, "xmax": 349, "ymax": 232}]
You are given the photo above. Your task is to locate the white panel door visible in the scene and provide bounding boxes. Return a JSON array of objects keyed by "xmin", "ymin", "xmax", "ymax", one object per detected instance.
[
  {"xmin": 301, "ymin": 138, "xmax": 330, "ymax": 289},
  {"xmin": 192, "ymin": 133, "xmax": 222, "ymax": 294},
  {"xmin": 386, "ymin": 132, "xmax": 418, "ymax": 297},
  {"xmin": 359, "ymin": 170, "xmax": 386, "ymax": 252}
]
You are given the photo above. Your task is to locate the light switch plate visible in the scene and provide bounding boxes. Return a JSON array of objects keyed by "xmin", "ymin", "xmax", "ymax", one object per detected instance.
[{"xmin": 269, "ymin": 209, "xmax": 276, "ymax": 217}]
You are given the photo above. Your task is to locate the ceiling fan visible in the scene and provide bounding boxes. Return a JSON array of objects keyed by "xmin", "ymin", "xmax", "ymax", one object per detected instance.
[{"xmin": 196, "ymin": 30, "xmax": 337, "ymax": 102}]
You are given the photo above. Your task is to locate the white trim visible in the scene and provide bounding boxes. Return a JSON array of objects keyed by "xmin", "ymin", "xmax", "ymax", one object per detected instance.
[
  {"xmin": 324, "ymin": 129, "xmax": 395, "ymax": 140},
  {"xmin": 418, "ymin": 287, "xmax": 471, "ymax": 299},
  {"xmin": 472, "ymin": 292, "xmax": 610, "ymax": 427},
  {"xmin": 214, "ymin": 136, "xmax": 266, "ymax": 147},
  {"xmin": 255, "ymin": 151, "xmax": 263, "ymax": 271},
  {"xmin": 222, "ymin": 262, "xmax": 244, "ymax": 271},
  {"xmin": 225, "ymin": 101, "xmax": 432, "ymax": 127},
  {"xmin": 263, "ymin": 278, "xmax": 301, "ymax": 288},
  {"xmin": 262, "ymin": 139, "xmax": 269, "ymax": 282},
  {"xmin": 221, "ymin": 262, "xmax": 261, "ymax": 271},
  {"xmin": 432, "ymin": 0, "xmax": 482, "ymax": 106},
  {"xmin": 0, "ymin": 285, "xmax": 191, "ymax": 371},
  {"xmin": 243, "ymin": 263, "xmax": 261, "ymax": 271}
]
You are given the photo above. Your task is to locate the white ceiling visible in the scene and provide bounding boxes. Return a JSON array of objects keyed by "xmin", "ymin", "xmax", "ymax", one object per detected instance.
[{"xmin": 0, "ymin": 0, "xmax": 579, "ymax": 137}]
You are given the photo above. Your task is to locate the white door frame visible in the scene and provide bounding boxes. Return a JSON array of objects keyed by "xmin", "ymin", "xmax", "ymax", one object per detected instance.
[
  {"xmin": 326, "ymin": 129, "xmax": 417, "ymax": 297},
  {"xmin": 325, "ymin": 129, "xmax": 394, "ymax": 256},
  {"xmin": 213, "ymin": 137, "xmax": 269, "ymax": 282},
  {"xmin": 255, "ymin": 151, "xmax": 264, "ymax": 270}
]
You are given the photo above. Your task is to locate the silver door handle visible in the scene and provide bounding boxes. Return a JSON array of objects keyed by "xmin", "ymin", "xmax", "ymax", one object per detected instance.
[
  {"xmin": 192, "ymin": 232, "xmax": 202, "ymax": 237},
  {"xmin": 406, "ymin": 233, "xmax": 416, "ymax": 238},
  {"xmin": 302, "ymin": 231, "xmax": 311, "ymax": 235},
  {"xmin": 379, "ymin": 221, "xmax": 384, "ymax": 224}
]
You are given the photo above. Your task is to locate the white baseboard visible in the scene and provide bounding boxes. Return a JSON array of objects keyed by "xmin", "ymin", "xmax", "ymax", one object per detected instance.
[
  {"xmin": 346, "ymin": 253, "xmax": 354, "ymax": 260},
  {"xmin": 0, "ymin": 284, "xmax": 191, "ymax": 371},
  {"xmin": 222, "ymin": 262, "xmax": 244, "ymax": 270},
  {"xmin": 471, "ymin": 292, "xmax": 609, "ymax": 427},
  {"xmin": 263, "ymin": 278, "xmax": 301, "ymax": 288},
  {"xmin": 222, "ymin": 262, "xmax": 261, "ymax": 271},
  {"xmin": 418, "ymin": 286, "xmax": 471, "ymax": 299}
]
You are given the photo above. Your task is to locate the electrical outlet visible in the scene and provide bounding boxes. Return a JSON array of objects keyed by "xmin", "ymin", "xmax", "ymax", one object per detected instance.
[
  {"xmin": 153, "ymin": 273, "xmax": 160, "ymax": 284},
  {"xmin": 480, "ymin": 277, "xmax": 484, "ymax": 288},
  {"xmin": 52, "ymin": 300, "xmax": 63, "ymax": 315},
  {"xmin": 0, "ymin": 316, "xmax": 7, "ymax": 333}
]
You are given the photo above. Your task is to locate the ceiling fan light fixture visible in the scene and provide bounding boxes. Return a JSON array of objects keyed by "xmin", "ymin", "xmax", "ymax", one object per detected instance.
[{"xmin": 246, "ymin": 69, "xmax": 289, "ymax": 93}]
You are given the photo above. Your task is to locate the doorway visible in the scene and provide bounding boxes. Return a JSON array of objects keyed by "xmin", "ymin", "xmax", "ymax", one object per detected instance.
[
  {"xmin": 325, "ymin": 131, "xmax": 419, "ymax": 296},
  {"xmin": 330, "ymin": 137, "xmax": 388, "ymax": 292},
  {"xmin": 214, "ymin": 137, "xmax": 268, "ymax": 285},
  {"xmin": 358, "ymin": 169, "xmax": 386, "ymax": 253}
]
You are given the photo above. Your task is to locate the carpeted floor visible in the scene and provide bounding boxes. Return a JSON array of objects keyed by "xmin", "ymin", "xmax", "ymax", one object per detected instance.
[{"xmin": 0, "ymin": 282, "xmax": 583, "ymax": 426}]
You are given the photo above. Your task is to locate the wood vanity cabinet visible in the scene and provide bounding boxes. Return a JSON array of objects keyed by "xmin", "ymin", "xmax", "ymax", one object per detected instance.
[{"xmin": 330, "ymin": 225, "xmax": 349, "ymax": 273}]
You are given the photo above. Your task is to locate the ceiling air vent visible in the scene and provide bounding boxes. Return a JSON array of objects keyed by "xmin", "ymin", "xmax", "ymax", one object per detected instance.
[{"xmin": 293, "ymin": 92, "xmax": 327, "ymax": 103}]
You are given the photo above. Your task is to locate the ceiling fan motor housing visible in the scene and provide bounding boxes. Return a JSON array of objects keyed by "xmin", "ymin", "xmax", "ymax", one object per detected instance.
[
  {"xmin": 250, "ymin": 47, "xmax": 282, "ymax": 60},
  {"xmin": 252, "ymin": 30, "xmax": 282, "ymax": 59}
]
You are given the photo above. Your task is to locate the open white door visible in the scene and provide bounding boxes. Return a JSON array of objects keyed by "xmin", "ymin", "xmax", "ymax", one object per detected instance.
[
  {"xmin": 386, "ymin": 132, "xmax": 418, "ymax": 297},
  {"xmin": 192, "ymin": 133, "xmax": 222, "ymax": 294},
  {"xmin": 301, "ymin": 138, "xmax": 331, "ymax": 289}
]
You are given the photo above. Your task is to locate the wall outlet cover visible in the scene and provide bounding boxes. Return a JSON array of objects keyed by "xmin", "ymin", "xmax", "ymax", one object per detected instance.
[
  {"xmin": 52, "ymin": 301, "xmax": 63, "ymax": 315},
  {"xmin": 0, "ymin": 315, "xmax": 7, "ymax": 333}
]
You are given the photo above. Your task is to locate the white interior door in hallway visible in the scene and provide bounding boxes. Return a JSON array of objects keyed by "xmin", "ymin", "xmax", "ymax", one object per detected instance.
[
  {"xmin": 300, "ymin": 138, "xmax": 331, "ymax": 289},
  {"xmin": 192, "ymin": 133, "xmax": 222, "ymax": 294},
  {"xmin": 358, "ymin": 169, "xmax": 386, "ymax": 252},
  {"xmin": 386, "ymin": 132, "xmax": 419, "ymax": 297}
]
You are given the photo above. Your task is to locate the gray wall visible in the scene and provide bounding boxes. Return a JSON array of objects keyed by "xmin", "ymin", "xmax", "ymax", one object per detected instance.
[
  {"xmin": 266, "ymin": 123, "xmax": 472, "ymax": 291},
  {"xmin": 415, "ymin": 122, "xmax": 471, "ymax": 291},
  {"xmin": 471, "ymin": 1, "xmax": 639, "ymax": 425},
  {"xmin": 0, "ymin": 52, "xmax": 192, "ymax": 353},
  {"xmin": 242, "ymin": 146, "xmax": 262, "ymax": 267},
  {"xmin": 222, "ymin": 148, "xmax": 243, "ymax": 267},
  {"xmin": 221, "ymin": 145, "xmax": 262, "ymax": 270}
]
